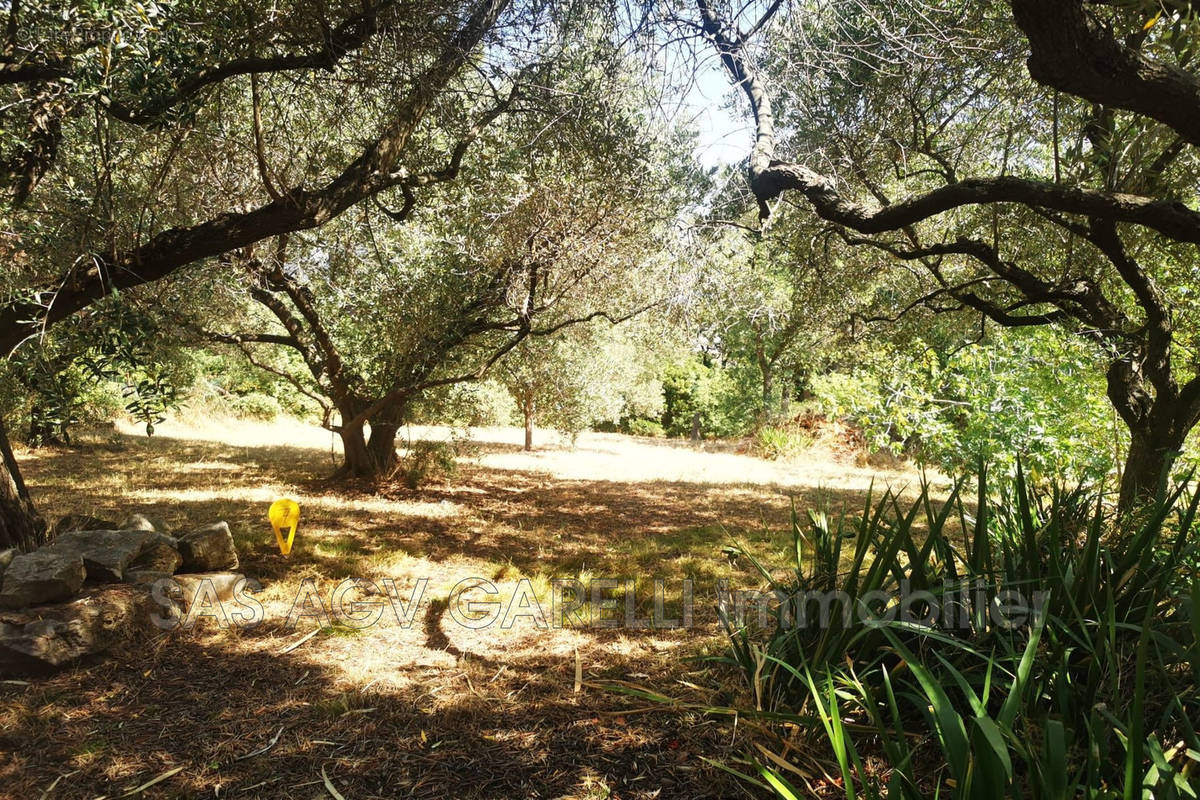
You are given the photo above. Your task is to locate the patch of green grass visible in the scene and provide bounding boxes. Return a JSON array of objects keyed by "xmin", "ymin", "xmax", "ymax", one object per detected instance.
[
  {"xmin": 614, "ymin": 522, "xmax": 818, "ymax": 590},
  {"xmin": 312, "ymin": 688, "xmax": 378, "ymax": 720},
  {"xmin": 70, "ymin": 738, "xmax": 110, "ymax": 765},
  {"xmin": 296, "ymin": 535, "xmax": 371, "ymax": 575},
  {"xmin": 320, "ymin": 621, "xmax": 367, "ymax": 639}
]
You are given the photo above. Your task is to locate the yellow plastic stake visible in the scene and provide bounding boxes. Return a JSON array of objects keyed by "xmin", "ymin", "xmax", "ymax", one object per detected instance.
[{"xmin": 269, "ymin": 498, "xmax": 300, "ymax": 556}]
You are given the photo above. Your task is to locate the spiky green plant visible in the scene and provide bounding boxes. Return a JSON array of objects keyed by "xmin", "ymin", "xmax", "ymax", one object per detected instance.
[{"xmin": 715, "ymin": 469, "xmax": 1200, "ymax": 798}]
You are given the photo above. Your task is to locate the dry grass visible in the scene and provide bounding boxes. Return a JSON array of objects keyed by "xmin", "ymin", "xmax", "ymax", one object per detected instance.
[{"xmin": 0, "ymin": 418, "xmax": 924, "ymax": 799}]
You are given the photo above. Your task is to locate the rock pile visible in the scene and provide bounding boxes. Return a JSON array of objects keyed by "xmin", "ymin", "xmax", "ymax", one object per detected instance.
[{"xmin": 0, "ymin": 514, "xmax": 245, "ymax": 674}]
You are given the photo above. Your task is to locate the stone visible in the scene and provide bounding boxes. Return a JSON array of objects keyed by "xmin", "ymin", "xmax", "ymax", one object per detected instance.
[
  {"xmin": 177, "ymin": 522, "xmax": 239, "ymax": 572},
  {"xmin": 140, "ymin": 530, "xmax": 180, "ymax": 552},
  {"xmin": 51, "ymin": 514, "xmax": 118, "ymax": 537},
  {"xmin": 124, "ymin": 569, "xmax": 176, "ymax": 586},
  {"xmin": 119, "ymin": 513, "xmax": 170, "ymax": 536},
  {"xmin": 47, "ymin": 530, "xmax": 155, "ymax": 583},
  {"xmin": 0, "ymin": 585, "xmax": 154, "ymax": 675},
  {"xmin": 116, "ymin": 515, "xmax": 178, "ymax": 551},
  {"xmin": 0, "ymin": 549, "xmax": 16, "ymax": 585},
  {"xmin": 0, "ymin": 550, "xmax": 86, "ymax": 608},
  {"xmin": 152, "ymin": 531, "xmax": 180, "ymax": 549},
  {"xmin": 124, "ymin": 541, "xmax": 183, "ymax": 585},
  {"xmin": 127, "ymin": 542, "xmax": 182, "ymax": 578}
]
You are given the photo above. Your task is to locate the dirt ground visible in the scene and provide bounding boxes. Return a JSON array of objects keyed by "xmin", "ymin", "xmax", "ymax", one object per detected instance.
[{"xmin": 0, "ymin": 419, "xmax": 920, "ymax": 799}]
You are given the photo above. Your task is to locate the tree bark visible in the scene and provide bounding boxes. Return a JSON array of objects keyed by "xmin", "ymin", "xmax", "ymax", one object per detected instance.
[
  {"xmin": 366, "ymin": 418, "xmax": 400, "ymax": 474},
  {"xmin": 337, "ymin": 422, "xmax": 373, "ymax": 478},
  {"xmin": 1118, "ymin": 422, "xmax": 1186, "ymax": 511},
  {"xmin": 0, "ymin": 417, "xmax": 47, "ymax": 552},
  {"xmin": 1009, "ymin": 0, "xmax": 1200, "ymax": 148},
  {"xmin": 761, "ymin": 363, "xmax": 775, "ymax": 419},
  {"xmin": 523, "ymin": 395, "xmax": 535, "ymax": 451},
  {"xmin": 337, "ymin": 403, "xmax": 402, "ymax": 479}
]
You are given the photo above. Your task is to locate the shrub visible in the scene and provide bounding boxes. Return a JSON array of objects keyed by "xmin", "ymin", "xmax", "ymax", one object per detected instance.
[
  {"xmin": 810, "ymin": 329, "xmax": 1116, "ymax": 483},
  {"xmin": 661, "ymin": 358, "xmax": 754, "ymax": 438},
  {"xmin": 714, "ymin": 469, "xmax": 1200, "ymax": 798},
  {"xmin": 229, "ymin": 392, "xmax": 283, "ymax": 421},
  {"xmin": 750, "ymin": 424, "xmax": 812, "ymax": 460},
  {"xmin": 396, "ymin": 439, "xmax": 459, "ymax": 489},
  {"xmin": 626, "ymin": 417, "xmax": 665, "ymax": 438}
]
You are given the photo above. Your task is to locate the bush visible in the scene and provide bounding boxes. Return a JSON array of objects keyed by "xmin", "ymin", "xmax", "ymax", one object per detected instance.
[
  {"xmin": 626, "ymin": 417, "xmax": 665, "ymax": 438},
  {"xmin": 188, "ymin": 349, "xmax": 320, "ymax": 421},
  {"xmin": 661, "ymin": 358, "xmax": 754, "ymax": 439},
  {"xmin": 397, "ymin": 439, "xmax": 459, "ymax": 489},
  {"xmin": 229, "ymin": 392, "xmax": 284, "ymax": 421},
  {"xmin": 750, "ymin": 424, "xmax": 812, "ymax": 460},
  {"xmin": 715, "ymin": 469, "xmax": 1200, "ymax": 798},
  {"xmin": 810, "ymin": 328, "xmax": 1116, "ymax": 483}
]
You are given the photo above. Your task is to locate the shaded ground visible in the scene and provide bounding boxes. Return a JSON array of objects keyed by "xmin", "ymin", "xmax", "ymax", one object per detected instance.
[{"xmin": 1, "ymin": 419, "xmax": 921, "ymax": 799}]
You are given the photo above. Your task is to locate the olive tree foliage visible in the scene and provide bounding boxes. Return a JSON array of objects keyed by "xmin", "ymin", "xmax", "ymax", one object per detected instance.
[
  {"xmin": 692, "ymin": 0, "xmax": 1200, "ymax": 509},
  {"xmin": 0, "ymin": 0, "xmax": 617, "ymax": 548},
  {"xmin": 0, "ymin": 0, "xmax": 531, "ymax": 346},
  {"xmin": 1, "ymin": 296, "xmax": 183, "ymax": 445}
]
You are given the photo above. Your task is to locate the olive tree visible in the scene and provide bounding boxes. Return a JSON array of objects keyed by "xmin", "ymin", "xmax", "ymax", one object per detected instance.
[
  {"xmin": 499, "ymin": 318, "xmax": 669, "ymax": 450},
  {"xmin": 199, "ymin": 33, "xmax": 700, "ymax": 478},
  {"xmin": 0, "ymin": 0, "xmax": 578, "ymax": 548},
  {"xmin": 697, "ymin": 0, "xmax": 1200, "ymax": 509}
]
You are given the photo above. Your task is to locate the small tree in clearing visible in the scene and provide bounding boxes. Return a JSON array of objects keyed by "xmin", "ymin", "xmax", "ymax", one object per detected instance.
[{"xmin": 499, "ymin": 323, "xmax": 664, "ymax": 451}]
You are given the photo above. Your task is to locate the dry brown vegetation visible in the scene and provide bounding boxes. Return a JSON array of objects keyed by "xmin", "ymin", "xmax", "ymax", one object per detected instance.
[{"xmin": 0, "ymin": 419, "xmax": 920, "ymax": 799}]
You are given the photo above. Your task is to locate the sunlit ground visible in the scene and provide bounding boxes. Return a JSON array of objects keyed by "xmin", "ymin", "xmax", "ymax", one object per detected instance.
[{"xmin": 1, "ymin": 417, "xmax": 925, "ymax": 798}]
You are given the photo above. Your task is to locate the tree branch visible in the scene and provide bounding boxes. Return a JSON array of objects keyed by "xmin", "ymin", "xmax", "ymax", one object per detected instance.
[
  {"xmin": 229, "ymin": 339, "xmax": 334, "ymax": 426},
  {"xmin": 0, "ymin": 59, "xmax": 70, "ymax": 84},
  {"xmin": 838, "ymin": 231, "xmax": 1119, "ymax": 332},
  {"xmin": 700, "ymin": 0, "xmax": 1200, "ymax": 244},
  {"xmin": 698, "ymin": 0, "xmax": 778, "ymax": 219},
  {"xmin": 0, "ymin": 0, "xmax": 511, "ymax": 357},
  {"xmin": 105, "ymin": 1, "xmax": 398, "ymax": 125},
  {"xmin": 199, "ymin": 329, "xmax": 300, "ymax": 348},
  {"xmin": 760, "ymin": 170, "xmax": 1200, "ymax": 246},
  {"xmin": 247, "ymin": 284, "xmax": 326, "ymax": 379},
  {"xmin": 1179, "ymin": 374, "xmax": 1200, "ymax": 431},
  {"xmin": 1010, "ymin": 0, "xmax": 1200, "ymax": 147},
  {"xmin": 737, "ymin": 0, "xmax": 784, "ymax": 45},
  {"xmin": 250, "ymin": 71, "xmax": 283, "ymax": 201}
]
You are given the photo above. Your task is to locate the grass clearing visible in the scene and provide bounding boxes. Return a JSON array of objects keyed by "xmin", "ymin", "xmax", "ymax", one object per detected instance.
[{"xmin": 0, "ymin": 417, "xmax": 925, "ymax": 798}]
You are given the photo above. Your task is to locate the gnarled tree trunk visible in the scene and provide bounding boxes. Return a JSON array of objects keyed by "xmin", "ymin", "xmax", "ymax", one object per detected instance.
[
  {"xmin": 338, "ymin": 422, "xmax": 372, "ymax": 479},
  {"xmin": 337, "ymin": 402, "xmax": 403, "ymax": 479},
  {"xmin": 1107, "ymin": 352, "xmax": 1197, "ymax": 512},
  {"xmin": 0, "ymin": 417, "xmax": 46, "ymax": 552},
  {"xmin": 365, "ymin": 417, "xmax": 401, "ymax": 475},
  {"xmin": 1118, "ymin": 421, "xmax": 1187, "ymax": 512}
]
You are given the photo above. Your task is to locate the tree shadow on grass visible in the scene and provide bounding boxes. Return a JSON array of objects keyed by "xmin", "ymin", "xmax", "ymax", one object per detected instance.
[
  {"xmin": 22, "ymin": 429, "xmax": 890, "ymax": 588},
  {"xmin": 0, "ymin": 611, "xmax": 751, "ymax": 799},
  {"xmin": 8, "ymin": 427, "xmax": 910, "ymax": 798}
]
